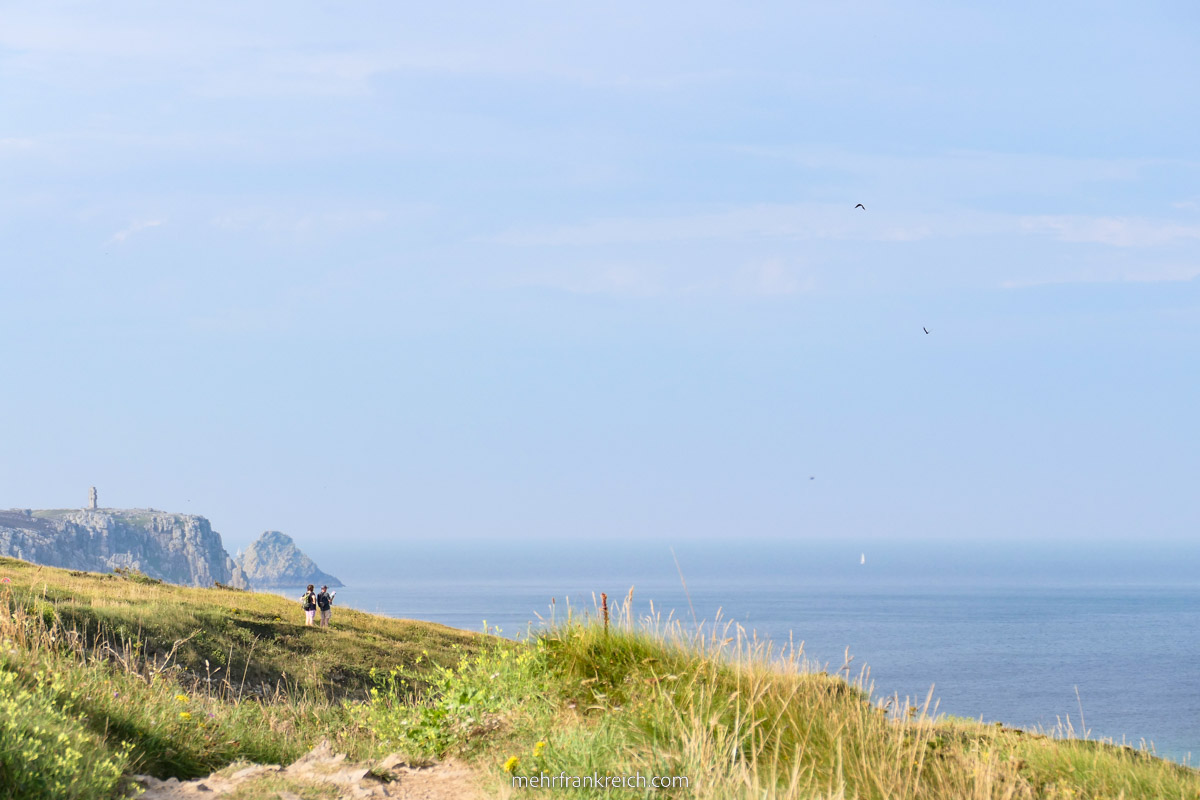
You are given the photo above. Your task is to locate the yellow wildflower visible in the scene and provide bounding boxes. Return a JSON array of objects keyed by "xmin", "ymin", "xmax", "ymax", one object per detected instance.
[
  {"xmin": 533, "ymin": 741, "xmax": 547, "ymax": 758},
  {"xmin": 502, "ymin": 756, "xmax": 520, "ymax": 774},
  {"xmin": 179, "ymin": 711, "xmax": 192, "ymax": 721},
  {"xmin": 175, "ymin": 694, "xmax": 189, "ymax": 703}
]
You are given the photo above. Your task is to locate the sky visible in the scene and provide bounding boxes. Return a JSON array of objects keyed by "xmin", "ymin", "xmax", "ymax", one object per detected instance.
[{"xmin": 2, "ymin": 2, "xmax": 1199, "ymax": 559}]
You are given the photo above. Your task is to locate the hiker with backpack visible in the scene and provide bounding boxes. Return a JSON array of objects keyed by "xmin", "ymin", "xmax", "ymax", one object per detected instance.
[
  {"xmin": 317, "ymin": 585, "xmax": 335, "ymax": 628},
  {"xmin": 301, "ymin": 584, "xmax": 317, "ymax": 625}
]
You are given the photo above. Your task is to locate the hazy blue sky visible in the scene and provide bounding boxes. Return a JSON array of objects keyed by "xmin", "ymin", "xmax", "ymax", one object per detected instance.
[{"xmin": 3, "ymin": 2, "xmax": 1199, "ymax": 554}]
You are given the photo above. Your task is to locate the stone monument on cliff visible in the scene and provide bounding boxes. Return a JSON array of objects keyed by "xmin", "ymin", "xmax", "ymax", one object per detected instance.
[{"xmin": 88, "ymin": 487, "xmax": 98, "ymax": 510}]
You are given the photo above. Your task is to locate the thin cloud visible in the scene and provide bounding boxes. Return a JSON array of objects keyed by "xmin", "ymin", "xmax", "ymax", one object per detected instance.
[
  {"xmin": 495, "ymin": 204, "xmax": 1200, "ymax": 253},
  {"xmin": 1019, "ymin": 216, "xmax": 1200, "ymax": 247},
  {"xmin": 510, "ymin": 256, "xmax": 816, "ymax": 298},
  {"xmin": 1001, "ymin": 264, "xmax": 1200, "ymax": 289},
  {"xmin": 210, "ymin": 205, "xmax": 415, "ymax": 236},
  {"xmin": 492, "ymin": 204, "xmax": 942, "ymax": 247},
  {"xmin": 738, "ymin": 146, "xmax": 1171, "ymax": 190},
  {"xmin": 108, "ymin": 219, "xmax": 163, "ymax": 244},
  {"xmin": 730, "ymin": 259, "xmax": 814, "ymax": 296},
  {"xmin": 194, "ymin": 49, "xmax": 485, "ymax": 98}
]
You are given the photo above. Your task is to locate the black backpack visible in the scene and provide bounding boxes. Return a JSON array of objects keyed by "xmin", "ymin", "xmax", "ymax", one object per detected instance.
[{"xmin": 317, "ymin": 592, "xmax": 330, "ymax": 610}]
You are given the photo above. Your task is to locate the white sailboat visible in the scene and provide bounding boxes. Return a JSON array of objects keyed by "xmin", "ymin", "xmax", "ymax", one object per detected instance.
[{"xmin": 860, "ymin": 553, "xmax": 865, "ymax": 565}]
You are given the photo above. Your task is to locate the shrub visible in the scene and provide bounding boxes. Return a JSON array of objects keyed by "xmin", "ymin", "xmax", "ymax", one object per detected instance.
[{"xmin": 0, "ymin": 667, "xmax": 129, "ymax": 800}]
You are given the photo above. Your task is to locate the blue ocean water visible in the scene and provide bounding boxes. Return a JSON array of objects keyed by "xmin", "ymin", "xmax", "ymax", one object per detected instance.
[{"xmin": 302, "ymin": 538, "xmax": 1200, "ymax": 763}]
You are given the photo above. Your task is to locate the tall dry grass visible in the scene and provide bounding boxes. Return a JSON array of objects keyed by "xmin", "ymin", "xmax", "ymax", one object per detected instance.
[
  {"xmin": 446, "ymin": 590, "xmax": 1200, "ymax": 799},
  {"xmin": 0, "ymin": 581, "xmax": 374, "ymax": 799}
]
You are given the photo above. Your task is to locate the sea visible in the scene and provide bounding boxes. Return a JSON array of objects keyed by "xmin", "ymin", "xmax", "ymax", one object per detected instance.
[{"xmin": 298, "ymin": 537, "xmax": 1200, "ymax": 764}]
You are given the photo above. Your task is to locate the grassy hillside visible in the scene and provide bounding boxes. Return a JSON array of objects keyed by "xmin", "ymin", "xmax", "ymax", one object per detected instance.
[
  {"xmin": 0, "ymin": 556, "xmax": 483, "ymax": 798},
  {"xmin": 1, "ymin": 556, "xmax": 477, "ymax": 698},
  {"xmin": 1, "ymin": 556, "xmax": 1197, "ymax": 799}
]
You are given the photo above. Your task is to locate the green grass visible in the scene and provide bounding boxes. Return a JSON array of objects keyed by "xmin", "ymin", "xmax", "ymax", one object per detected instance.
[
  {"xmin": 0, "ymin": 556, "xmax": 483, "ymax": 799},
  {"xmin": 1, "ymin": 556, "xmax": 477, "ymax": 699},
  {"xmin": 363, "ymin": 603, "xmax": 1200, "ymax": 799},
  {"xmin": 28, "ymin": 509, "xmax": 80, "ymax": 519},
  {"xmin": 1, "ymin": 556, "xmax": 1198, "ymax": 799},
  {"xmin": 0, "ymin": 666, "xmax": 128, "ymax": 800}
]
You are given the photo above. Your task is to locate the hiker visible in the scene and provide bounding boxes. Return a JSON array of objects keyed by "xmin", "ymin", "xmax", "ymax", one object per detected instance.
[
  {"xmin": 301, "ymin": 584, "xmax": 317, "ymax": 625},
  {"xmin": 317, "ymin": 585, "xmax": 335, "ymax": 628}
]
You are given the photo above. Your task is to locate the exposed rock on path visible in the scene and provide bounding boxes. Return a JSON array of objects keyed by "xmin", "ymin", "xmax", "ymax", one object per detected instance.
[{"xmin": 134, "ymin": 741, "xmax": 485, "ymax": 799}]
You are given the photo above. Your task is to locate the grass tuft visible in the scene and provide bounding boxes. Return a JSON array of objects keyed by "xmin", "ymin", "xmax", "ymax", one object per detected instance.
[{"xmin": 362, "ymin": 598, "xmax": 1200, "ymax": 799}]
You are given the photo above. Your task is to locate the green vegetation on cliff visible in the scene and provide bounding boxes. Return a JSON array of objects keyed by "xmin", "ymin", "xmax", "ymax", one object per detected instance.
[
  {"xmin": 0, "ymin": 556, "xmax": 1196, "ymax": 799},
  {"xmin": 0, "ymin": 556, "xmax": 478, "ymax": 798}
]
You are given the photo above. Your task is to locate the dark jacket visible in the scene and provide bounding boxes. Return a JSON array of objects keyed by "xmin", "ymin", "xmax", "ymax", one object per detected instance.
[{"xmin": 317, "ymin": 591, "xmax": 331, "ymax": 610}]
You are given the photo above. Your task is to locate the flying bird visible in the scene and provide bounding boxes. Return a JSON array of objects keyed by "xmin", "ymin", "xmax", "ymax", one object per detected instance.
[
  {"xmin": 854, "ymin": 204, "xmax": 866, "ymax": 210},
  {"xmin": 923, "ymin": 327, "xmax": 929, "ymax": 334},
  {"xmin": 809, "ymin": 476, "xmax": 815, "ymax": 481}
]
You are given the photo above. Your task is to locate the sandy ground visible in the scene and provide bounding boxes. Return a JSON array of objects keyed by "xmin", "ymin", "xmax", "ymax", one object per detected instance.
[{"xmin": 133, "ymin": 741, "xmax": 488, "ymax": 800}]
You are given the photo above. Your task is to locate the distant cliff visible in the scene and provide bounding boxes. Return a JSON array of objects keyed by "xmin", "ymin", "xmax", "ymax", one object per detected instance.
[
  {"xmin": 0, "ymin": 508, "xmax": 248, "ymax": 588},
  {"xmin": 235, "ymin": 531, "xmax": 343, "ymax": 588}
]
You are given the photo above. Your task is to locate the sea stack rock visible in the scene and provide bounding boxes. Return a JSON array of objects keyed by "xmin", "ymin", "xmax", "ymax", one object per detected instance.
[{"xmin": 235, "ymin": 530, "xmax": 342, "ymax": 589}]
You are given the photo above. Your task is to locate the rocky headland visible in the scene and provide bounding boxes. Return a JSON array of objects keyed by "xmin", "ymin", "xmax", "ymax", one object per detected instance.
[
  {"xmin": 0, "ymin": 504, "xmax": 339, "ymax": 590},
  {"xmin": 0, "ymin": 508, "xmax": 247, "ymax": 588}
]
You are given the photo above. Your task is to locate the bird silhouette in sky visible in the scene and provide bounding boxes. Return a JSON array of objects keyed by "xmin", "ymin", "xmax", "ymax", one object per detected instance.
[
  {"xmin": 923, "ymin": 327, "xmax": 929, "ymax": 334},
  {"xmin": 854, "ymin": 204, "xmax": 866, "ymax": 210}
]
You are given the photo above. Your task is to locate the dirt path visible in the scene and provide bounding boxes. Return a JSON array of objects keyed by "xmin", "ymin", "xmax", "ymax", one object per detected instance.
[{"xmin": 133, "ymin": 741, "xmax": 490, "ymax": 800}]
